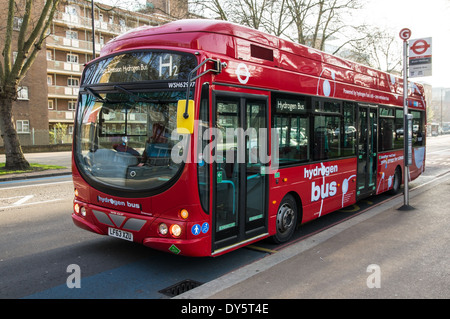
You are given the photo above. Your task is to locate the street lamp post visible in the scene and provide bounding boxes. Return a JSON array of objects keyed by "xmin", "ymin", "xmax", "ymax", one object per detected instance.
[{"xmin": 91, "ymin": 0, "xmax": 96, "ymax": 58}]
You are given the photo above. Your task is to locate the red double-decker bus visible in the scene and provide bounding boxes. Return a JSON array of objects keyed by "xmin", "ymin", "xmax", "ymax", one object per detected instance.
[{"xmin": 72, "ymin": 20, "xmax": 426, "ymax": 257}]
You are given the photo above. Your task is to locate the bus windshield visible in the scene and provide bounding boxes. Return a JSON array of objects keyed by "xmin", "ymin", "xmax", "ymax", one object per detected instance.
[{"xmin": 74, "ymin": 51, "xmax": 197, "ymax": 192}]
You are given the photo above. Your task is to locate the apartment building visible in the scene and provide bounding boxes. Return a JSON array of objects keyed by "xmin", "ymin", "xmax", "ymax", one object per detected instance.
[
  {"xmin": 47, "ymin": 0, "xmax": 181, "ymax": 144},
  {"xmin": 1, "ymin": 0, "xmax": 187, "ymax": 147},
  {"xmin": 0, "ymin": 0, "xmax": 50, "ymax": 146}
]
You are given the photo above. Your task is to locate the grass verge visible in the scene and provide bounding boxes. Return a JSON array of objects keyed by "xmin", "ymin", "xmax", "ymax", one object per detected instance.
[{"xmin": 0, "ymin": 163, "xmax": 66, "ymax": 176}]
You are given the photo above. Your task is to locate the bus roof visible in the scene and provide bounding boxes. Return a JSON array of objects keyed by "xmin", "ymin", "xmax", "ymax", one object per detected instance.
[{"xmin": 100, "ymin": 19, "xmax": 426, "ymax": 108}]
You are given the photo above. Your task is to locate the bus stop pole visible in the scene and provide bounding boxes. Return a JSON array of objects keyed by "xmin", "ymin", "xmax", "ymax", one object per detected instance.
[
  {"xmin": 403, "ymin": 39, "xmax": 409, "ymax": 207},
  {"xmin": 401, "ymin": 36, "xmax": 414, "ymax": 210}
]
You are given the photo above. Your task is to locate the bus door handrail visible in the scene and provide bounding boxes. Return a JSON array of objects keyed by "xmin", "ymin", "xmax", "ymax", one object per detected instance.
[{"xmin": 182, "ymin": 58, "xmax": 227, "ymax": 119}]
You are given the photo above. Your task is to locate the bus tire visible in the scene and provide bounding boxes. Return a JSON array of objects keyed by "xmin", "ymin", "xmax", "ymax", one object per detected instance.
[
  {"xmin": 389, "ymin": 167, "xmax": 402, "ymax": 195},
  {"xmin": 272, "ymin": 194, "xmax": 298, "ymax": 244}
]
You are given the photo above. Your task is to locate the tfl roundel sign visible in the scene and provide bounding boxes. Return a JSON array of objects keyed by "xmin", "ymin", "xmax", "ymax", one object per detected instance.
[{"xmin": 410, "ymin": 39, "xmax": 431, "ymax": 56}]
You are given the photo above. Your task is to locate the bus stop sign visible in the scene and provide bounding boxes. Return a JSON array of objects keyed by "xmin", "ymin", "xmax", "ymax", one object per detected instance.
[{"xmin": 409, "ymin": 37, "xmax": 432, "ymax": 78}]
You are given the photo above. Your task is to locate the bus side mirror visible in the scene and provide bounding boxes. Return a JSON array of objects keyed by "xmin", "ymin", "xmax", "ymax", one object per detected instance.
[{"xmin": 177, "ymin": 100, "xmax": 195, "ymax": 134}]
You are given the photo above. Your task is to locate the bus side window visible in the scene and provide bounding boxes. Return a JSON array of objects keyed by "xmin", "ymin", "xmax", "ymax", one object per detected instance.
[
  {"xmin": 313, "ymin": 115, "xmax": 340, "ymax": 160},
  {"xmin": 411, "ymin": 110, "xmax": 425, "ymax": 147},
  {"xmin": 273, "ymin": 115, "xmax": 310, "ymax": 164},
  {"xmin": 343, "ymin": 102, "xmax": 356, "ymax": 156},
  {"xmin": 272, "ymin": 94, "xmax": 310, "ymax": 166},
  {"xmin": 394, "ymin": 109, "xmax": 404, "ymax": 149}
]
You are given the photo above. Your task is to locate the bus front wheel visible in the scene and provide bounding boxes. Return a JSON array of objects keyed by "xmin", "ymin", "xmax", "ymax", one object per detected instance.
[{"xmin": 272, "ymin": 194, "xmax": 298, "ymax": 244}]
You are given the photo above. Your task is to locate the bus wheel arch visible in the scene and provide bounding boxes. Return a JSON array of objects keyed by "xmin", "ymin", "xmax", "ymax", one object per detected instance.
[{"xmin": 272, "ymin": 192, "xmax": 302, "ymax": 244}]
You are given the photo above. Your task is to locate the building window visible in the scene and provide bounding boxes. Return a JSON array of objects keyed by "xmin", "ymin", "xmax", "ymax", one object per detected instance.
[
  {"xmin": 67, "ymin": 53, "xmax": 78, "ymax": 63},
  {"xmin": 17, "ymin": 86, "xmax": 29, "ymax": 100},
  {"xmin": 66, "ymin": 30, "xmax": 78, "ymax": 40},
  {"xmin": 47, "ymin": 75, "xmax": 53, "ymax": 85},
  {"xmin": 16, "ymin": 120, "xmax": 30, "ymax": 133},
  {"xmin": 67, "ymin": 78, "xmax": 79, "ymax": 87},
  {"xmin": 65, "ymin": 5, "xmax": 78, "ymax": 15},
  {"xmin": 46, "ymin": 50, "xmax": 53, "ymax": 60},
  {"xmin": 48, "ymin": 100, "xmax": 54, "ymax": 110},
  {"xmin": 13, "ymin": 17, "xmax": 23, "ymax": 31},
  {"xmin": 68, "ymin": 101, "xmax": 77, "ymax": 110},
  {"xmin": 68, "ymin": 125, "xmax": 74, "ymax": 135}
]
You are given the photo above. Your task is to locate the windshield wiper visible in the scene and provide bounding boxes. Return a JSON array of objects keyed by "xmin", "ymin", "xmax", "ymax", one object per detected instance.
[
  {"xmin": 85, "ymin": 85, "xmax": 176, "ymax": 104},
  {"xmin": 114, "ymin": 85, "xmax": 156, "ymax": 103},
  {"xmin": 85, "ymin": 87, "xmax": 110, "ymax": 103}
]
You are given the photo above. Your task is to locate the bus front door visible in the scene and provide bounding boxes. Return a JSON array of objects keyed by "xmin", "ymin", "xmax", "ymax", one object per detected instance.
[
  {"xmin": 212, "ymin": 94, "xmax": 268, "ymax": 253},
  {"xmin": 357, "ymin": 105, "xmax": 378, "ymax": 197}
]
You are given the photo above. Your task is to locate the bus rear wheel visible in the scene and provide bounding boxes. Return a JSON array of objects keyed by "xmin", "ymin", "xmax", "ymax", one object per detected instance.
[
  {"xmin": 272, "ymin": 194, "xmax": 298, "ymax": 244},
  {"xmin": 389, "ymin": 167, "xmax": 402, "ymax": 195}
]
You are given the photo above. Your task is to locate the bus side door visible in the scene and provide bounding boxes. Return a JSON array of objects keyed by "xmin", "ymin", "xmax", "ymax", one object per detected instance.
[
  {"xmin": 357, "ymin": 104, "xmax": 378, "ymax": 197},
  {"xmin": 212, "ymin": 92, "xmax": 269, "ymax": 253}
]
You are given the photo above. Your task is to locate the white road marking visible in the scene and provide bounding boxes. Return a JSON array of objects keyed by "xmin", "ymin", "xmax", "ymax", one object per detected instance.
[
  {"xmin": 12, "ymin": 195, "xmax": 34, "ymax": 206},
  {"xmin": 0, "ymin": 181, "xmax": 72, "ymax": 191},
  {"xmin": 0, "ymin": 198, "xmax": 66, "ymax": 211}
]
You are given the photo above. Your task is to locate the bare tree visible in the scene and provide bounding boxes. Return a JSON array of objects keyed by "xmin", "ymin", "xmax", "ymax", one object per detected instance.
[
  {"xmin": 349, "ymin": 27, "xmax": 402, "ymax": 74},
  {"xmin": 0, "ymin": 0, "xmax": 60, "ymax": 170},
  {"xmin": 189, "ymin": 0, "xmax": 273, "ymax": 29},
  {"xmin": 233, "ymin": 0, "xmax": 272, "ymax": 30},
  {"xmin": 285, "ymin": 0, "xmax": 315, "ymax": 44},
  {"xmin": 262, "ymin": 0, "xmax": 292, "ymax": 37},
  {"xmin": 191, "ymin": 0, "xmax": 366, "ymax": 55},
  {"xmin": 286, "ymin": 0, "xmax": 363, "ymax": 51},
  {"xmin": 189, "ymin": 0, "xmax": 230, "ymax": 20}
]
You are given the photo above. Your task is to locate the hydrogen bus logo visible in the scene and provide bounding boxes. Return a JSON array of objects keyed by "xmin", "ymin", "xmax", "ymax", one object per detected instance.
[{"xmin": 304, "ymin": 164, "xmax": 339, "ymax": 203}]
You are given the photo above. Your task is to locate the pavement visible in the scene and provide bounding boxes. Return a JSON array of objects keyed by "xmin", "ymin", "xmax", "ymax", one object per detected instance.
[{"xmin": 177, "ymin": 172, "xmax": 450, "ymax": 299}]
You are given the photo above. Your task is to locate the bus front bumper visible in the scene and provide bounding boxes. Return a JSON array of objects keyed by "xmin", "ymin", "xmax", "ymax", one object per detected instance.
[{"xmin": 72, "ymin": 212, "xmax": 211, "ymax": 257}]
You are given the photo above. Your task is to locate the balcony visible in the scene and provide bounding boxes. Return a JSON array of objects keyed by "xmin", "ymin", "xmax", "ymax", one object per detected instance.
[
  {"xmin": 47, "ymin": 60, "xmax": 83, "ymax": 75},
  {"xmin": 46, "ymin": 34, "xmax": 104, "ymax": 54},
  {"xmin": 52, "ymin": 10, "xmax": 139, "ymax": 36},
  {"xmin": 48, "ymin": 110, "xmax": 76, "ymax": 123},
  {"xmin": 48, "ymin": 85, "xmax": 79, "ymax": 98}
]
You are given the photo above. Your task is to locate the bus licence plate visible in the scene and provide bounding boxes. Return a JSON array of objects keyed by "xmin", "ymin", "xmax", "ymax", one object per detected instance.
[{"xmin": 108, "ymin": 228, "xmax": 133, "ymax": 242}]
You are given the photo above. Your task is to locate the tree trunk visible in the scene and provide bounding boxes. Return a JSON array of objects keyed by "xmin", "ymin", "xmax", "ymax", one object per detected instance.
[{"xmin": 0, "ymin": 91, "xmax": 30, "ymax": 170}]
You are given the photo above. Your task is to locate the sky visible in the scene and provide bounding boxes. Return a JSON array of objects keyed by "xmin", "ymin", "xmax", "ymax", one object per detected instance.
[
  {"xmin": 359, "ymin": 0, "xmax": 450, "ymax": 88},
  {"xmin": 97, "ymin": 0, "xmax": 450, "ymax": 87}
]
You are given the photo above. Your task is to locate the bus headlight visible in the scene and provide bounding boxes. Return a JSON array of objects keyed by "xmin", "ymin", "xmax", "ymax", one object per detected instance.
[
  {"xmin": 159, "ymin": 223, "xmax": 168, "ymax": 235},
  {"xmin": 74, "ymin": 203, "xmax": 80, "ymax": 214},
  {"xmin": 170, "ymin": 224, "xmax": 182, "ymax": 237}
]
